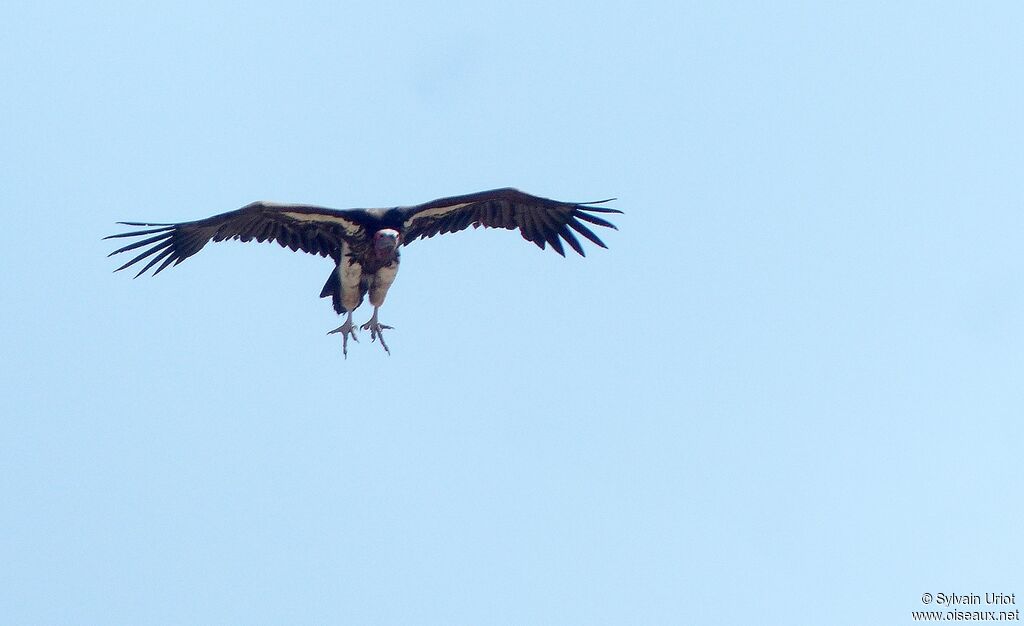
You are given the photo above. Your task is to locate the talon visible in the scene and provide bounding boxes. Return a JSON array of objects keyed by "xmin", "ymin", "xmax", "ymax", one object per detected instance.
[
  {"xmin": 360, "ymin": 307, "xmax": 393, "ymax": 355},
  {"xmin": 326, "ymin": 313, "xmax": 359, "ymax": 358}
]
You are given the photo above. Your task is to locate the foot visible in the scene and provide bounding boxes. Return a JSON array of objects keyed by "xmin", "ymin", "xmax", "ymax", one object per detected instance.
[
  {"xmin": 327, "ymin": 314, "xmax": 359, "ymax": 358},
  {"xmin": 360, "ymin": 314, "xmax": 393, "ymax": 355}
]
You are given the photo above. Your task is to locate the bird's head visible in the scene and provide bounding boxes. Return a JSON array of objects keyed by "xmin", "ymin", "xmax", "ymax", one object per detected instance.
[{"xmin": 373, "ymin": 228, "xmax": 400, "ymax": 258}]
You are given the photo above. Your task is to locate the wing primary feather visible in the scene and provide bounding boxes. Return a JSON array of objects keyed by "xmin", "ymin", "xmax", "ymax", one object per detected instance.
[
  {"xmin": 103, "ymin": 225, "xmax": 174, "ymax": 240},
  {"xmin": 533, "ymin": 210, "xmax": 566, "ymax": 256},
  {"xmin": 567, "ymin": 219, "xmax": 608, "ymax": 249},
  {"xmin": 575, "ymin": 202, "xmax": 621, "ymax": 212},
  {"xmin": 574, "ymin": 210, "xmax": 618, "ymax": 229},
  {"xmin": 107, "ymin": 232, "xmax": 172, "ymax": 256},
  {"xmin": 113, "ymin": 241, "xmax": 170, "ymax": 273},
  {"xmin": 132, "ymin": 246, "xmax": 175, "ymax": 278},
  {"xmin": 558, "ymin": 224, "xmax": 586, "ymax": 256},
  {"xmin": 151, "ymin": 250, "xmax": 181, "ymax": 276},
  {"xmin": 546, "ymin": 232, "xmax": 565, "ymax": 256},
  {"xmin": 533, "ymin": 216, "xmax": 553, "ymax": 249}
]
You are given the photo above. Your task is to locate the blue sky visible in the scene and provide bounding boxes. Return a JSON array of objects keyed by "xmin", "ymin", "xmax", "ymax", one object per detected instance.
[{"xmin": 2, "ymin": 1, "xmax": 1022, "ymax": 623}]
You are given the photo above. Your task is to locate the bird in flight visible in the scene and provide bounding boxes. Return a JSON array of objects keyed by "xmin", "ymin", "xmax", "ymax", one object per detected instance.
[{"xmin": 106, "ymin": 187, "xmax": 622, "ymax": 357}]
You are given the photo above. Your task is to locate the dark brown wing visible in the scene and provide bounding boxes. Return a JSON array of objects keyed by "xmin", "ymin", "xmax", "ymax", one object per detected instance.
[
  {"xmin": 104, "ymin": 201, "xmax": 368, "ymax": 277},
  {"xmin": 399, "ymin": 187, "xmax": 622, "ymax": 256}
]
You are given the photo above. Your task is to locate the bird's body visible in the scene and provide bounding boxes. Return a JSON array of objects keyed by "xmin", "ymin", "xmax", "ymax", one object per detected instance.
[{"xmin": 106, "ymin": 187, "xmax": 621, "ymax": 356}]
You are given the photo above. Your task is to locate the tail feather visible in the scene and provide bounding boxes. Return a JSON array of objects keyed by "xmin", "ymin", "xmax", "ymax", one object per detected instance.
[{"xmin": 320, "ymin": 271, "xmax": 346, "ymax": 314}]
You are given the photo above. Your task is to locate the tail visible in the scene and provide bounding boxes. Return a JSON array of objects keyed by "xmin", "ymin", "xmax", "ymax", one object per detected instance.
[{"xmin": 320, "ymin": 270, "xmax": 346, "ymax": 314}]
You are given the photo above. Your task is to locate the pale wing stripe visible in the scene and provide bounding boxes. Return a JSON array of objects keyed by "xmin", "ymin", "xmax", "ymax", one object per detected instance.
[
  {"xmin": 402, "ymin": 203, "xmax": 471, "ymax": 227},
  {"xmin": 281, "ymin": 211, "xmax": 365, "ymax": 238}
]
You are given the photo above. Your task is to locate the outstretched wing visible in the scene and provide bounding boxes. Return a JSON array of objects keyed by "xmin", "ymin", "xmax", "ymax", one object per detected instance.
[
  {"xmin": 399, "ymin": 187, "xmax": 622, "ymax": 256},
  {"xmin": 105, "ymin": 202, "xmax": 367, "ymax": 277}
]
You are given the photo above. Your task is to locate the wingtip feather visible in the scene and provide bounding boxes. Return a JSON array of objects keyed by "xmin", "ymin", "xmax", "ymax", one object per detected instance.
[{"xmin": 575, "ymin": 210, "xmax": 618, "ymax": 230}]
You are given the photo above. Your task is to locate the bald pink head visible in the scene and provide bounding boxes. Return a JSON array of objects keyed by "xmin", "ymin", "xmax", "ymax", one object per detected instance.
[{"xmin": 373, "ymin": 229, "xmax": 400, "ymax": 258}]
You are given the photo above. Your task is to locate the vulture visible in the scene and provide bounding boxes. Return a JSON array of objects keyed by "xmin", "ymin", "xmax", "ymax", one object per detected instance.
[{"xmin": 106, "ymin": 187, "xmax": 622, "ymax": 356}]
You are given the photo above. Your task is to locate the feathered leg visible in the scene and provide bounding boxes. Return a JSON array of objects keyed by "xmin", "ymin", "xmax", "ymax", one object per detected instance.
[
  {"xmin": 327, "ymin": 311, "xmax": 359, "ymax": 358},
  {"xmin": 360, "ymin": 306, "xmax": 393, "ymax": 355}
]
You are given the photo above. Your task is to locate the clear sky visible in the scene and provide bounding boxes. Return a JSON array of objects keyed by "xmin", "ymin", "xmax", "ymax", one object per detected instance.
[{"xmin": 2, "ymin": 1, "xmax": 1022, "ymax": 624}]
